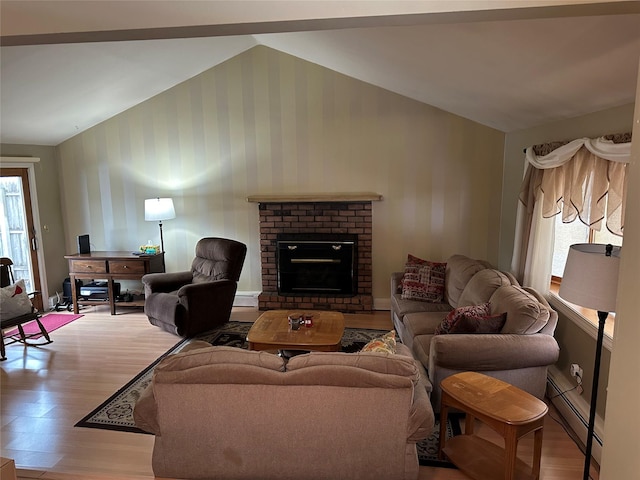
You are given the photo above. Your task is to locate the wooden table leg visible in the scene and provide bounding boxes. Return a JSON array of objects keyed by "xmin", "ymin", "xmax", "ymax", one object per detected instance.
[
  {"xmin": 532, "ymin": 426, "xmax": 544, "ymax": 479},
  {"xmin": 108, "ymin": 279, "xmax": 116, "ymax": 315},
  {"xmin": 464, "ymin": 413, "xmax": 475, "ymax": 435},
  {"xmin": 438, "ymin": 401, "xmax": 449, "ymax": 460},
  {"xmin": 70, "ymin": 275, "xmax": 79, "ymax": 314},
  {"xmin": 503, "ymin": 427, "xmax": 518, "ymax": 480}
]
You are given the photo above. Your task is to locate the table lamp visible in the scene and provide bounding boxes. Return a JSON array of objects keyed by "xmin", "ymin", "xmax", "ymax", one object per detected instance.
[
  {"xmin": 144, "ymin": 197, "xmax": 175, "ymax": 253},
  {"xmin": 559, "ymin": 243, "xmax": 621, "ymax": 480}
]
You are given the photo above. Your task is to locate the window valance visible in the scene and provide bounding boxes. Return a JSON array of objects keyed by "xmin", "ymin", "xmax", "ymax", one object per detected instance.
[
  {"xmin": 526, "ymin": 136, "xmax": 631, "ymax": 168},
  {"xmin": 520, "ymin": 135, "xmax": 631, "ymax": 236},
  {"xmin": 512, "ymin": 133, "xmax": 631, "ymax": 292}
]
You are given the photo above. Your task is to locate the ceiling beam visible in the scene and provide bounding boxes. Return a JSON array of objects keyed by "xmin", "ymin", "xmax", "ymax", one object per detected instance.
[{"xmin": 3, "ymin": 1, "xmax": 639, "ymax": 46}]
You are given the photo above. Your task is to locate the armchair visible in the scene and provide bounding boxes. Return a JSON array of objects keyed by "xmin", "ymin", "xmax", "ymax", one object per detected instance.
[{"xmin": 142, "ymin": 237, "xmax": 247, "ymax": 337}]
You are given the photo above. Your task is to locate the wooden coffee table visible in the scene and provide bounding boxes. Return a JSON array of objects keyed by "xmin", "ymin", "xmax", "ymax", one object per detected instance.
[{"xmin": 247, "ymin": 310, "xmax": 345, "ymax": 352}]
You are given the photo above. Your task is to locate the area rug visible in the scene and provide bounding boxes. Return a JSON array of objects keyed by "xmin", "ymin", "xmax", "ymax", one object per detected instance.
[
  {"xmin": 75, "ymin": 321, "xmax": 460, "ymax": 468},
  {"xmin": 3, "ymin": 312, "xmax": 83, "ymax": 339}
]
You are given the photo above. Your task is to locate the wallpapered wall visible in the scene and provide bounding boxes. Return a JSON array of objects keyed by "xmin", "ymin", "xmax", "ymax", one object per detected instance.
[{"xmin": 57, "ymin": 46, "xmax": 505, "ymax": 301}]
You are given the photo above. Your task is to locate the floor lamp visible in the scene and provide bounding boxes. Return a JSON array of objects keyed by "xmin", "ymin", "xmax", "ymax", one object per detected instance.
[
  {"xmin": 559, "ymin": 243, "xmax": 621, "ymax": 480},
  {"xmin": 144, "ymin": 197, "xmax": 175, "ymax": 253}
]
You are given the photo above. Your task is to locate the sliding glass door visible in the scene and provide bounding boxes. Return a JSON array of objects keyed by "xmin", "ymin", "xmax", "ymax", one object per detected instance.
[{"xmin": 0, "ymin": 167, "xmax": 43, "ymax": 310}]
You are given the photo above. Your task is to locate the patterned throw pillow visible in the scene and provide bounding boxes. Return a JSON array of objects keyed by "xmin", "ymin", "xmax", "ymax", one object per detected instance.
[
  {"xmin": 448, "ymin": 312, "xmax": 507, "ymax": 334},
  {"xmin": 401, "ymin": 254, "xmax": 446, "ymax": 303},
  {"xmin": 360, "ymin": 330, "xmax": 397, "ymax": 354},
  {"xmin": 434, "ymin": 303, "xmax": 491, "ymax": 335},
  {"xmin": 406, "ymin": 254, "xmax": 430, "ymax": 265},
  {"xmin": 0, "ymin": 279, "xmax": 33, "ymax": 321}
]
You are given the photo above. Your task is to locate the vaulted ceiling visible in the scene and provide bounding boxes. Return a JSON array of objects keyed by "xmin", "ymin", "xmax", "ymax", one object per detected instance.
[{"xmin": 2, "ymin": 1, "xmax": 639, "ymax": 146}]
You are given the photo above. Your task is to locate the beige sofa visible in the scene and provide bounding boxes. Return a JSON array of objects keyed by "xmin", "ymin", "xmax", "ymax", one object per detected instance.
[
  {"xmin": 391, "ymin": 254, "xmax": 560, "ymax": 410},
  {"xmin": 134, "ymin": 342, "xmax": 435, "ymax": 480}
]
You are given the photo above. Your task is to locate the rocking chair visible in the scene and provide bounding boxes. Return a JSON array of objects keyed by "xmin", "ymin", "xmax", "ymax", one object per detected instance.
[{"xmin": 0, "ymin": 257, "xmax": 52, "ymax": 360}]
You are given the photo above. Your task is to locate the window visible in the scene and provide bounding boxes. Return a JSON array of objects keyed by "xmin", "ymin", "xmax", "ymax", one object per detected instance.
[
  {"xmin": 552, "ymin": 215, "xmax": 623, "ymax": 279},
  {"xmin": 550, "ymin": 213, "xmax": 622, "ymax": 339},
  {"xmin": 551, "ymin": 215, "xmax": 589, "ymax": 278},
  {"xmin": 513, "ymin": 136, "xmax": 630, "ymax": 345}
]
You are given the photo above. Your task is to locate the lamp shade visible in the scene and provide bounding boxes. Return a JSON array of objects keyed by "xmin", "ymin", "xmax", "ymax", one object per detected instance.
[
  {"xmin": 144, "ymin": 198, "xmax": 175, "ymax": 222},
  {"xmin": 559, "ymin": 243, "xmax": 621, "ymax": 312}
]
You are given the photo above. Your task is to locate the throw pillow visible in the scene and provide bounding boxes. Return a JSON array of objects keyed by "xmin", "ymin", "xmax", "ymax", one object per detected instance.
[
  {"xmin": 0, "ymin": 279, "xmax": 33, "ymax": 321},
  {"xmin": 434, "ymin": 303, "xmax": 491, "ymax": 335},
  {"xmin": 397, "ymin": 253, "xmax": 428, "ymax": 292},
  {"xmin": 448, "ymin": 312, "xmax": 507, "ymax": 334},
  {"xmin": 360, "ymin": 330, "xmax": 397, "ymax": 354},
  {"xmin": 406, "ymin": 254, "xmax": 430, "ymax": 265},
  {"xmin": 401, "ymin": 255, "xmax": 446, "ymax": 303}
]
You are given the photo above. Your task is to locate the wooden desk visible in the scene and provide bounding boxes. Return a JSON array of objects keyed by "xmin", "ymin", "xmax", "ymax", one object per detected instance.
[
  {"xmin": 65, "ymin": 251, "xmax": 164, "ymax": 315},
  {"xmin": 438, "ymin": 372, "xmax": 548, "ymax": 480}
]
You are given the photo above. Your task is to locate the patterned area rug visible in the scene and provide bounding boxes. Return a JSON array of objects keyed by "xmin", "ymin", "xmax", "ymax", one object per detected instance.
[{"xmin": 75, "ymin": 321, "xmax": 459, "ymax": 468}]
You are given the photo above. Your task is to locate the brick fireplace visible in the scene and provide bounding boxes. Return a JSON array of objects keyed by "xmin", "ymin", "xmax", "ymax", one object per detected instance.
[{"xmin": 249, "ymin": 193, "xmax": 381, "ymax": 313}]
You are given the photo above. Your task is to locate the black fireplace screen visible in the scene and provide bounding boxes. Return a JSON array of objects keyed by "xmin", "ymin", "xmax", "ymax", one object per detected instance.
[{"xmin": 277, "ymin": 233, "xmax": 357, "ymax": 295}]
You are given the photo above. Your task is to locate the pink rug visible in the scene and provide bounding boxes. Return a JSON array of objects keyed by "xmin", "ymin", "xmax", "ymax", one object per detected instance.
[{"xmin": 3, "ymin": 313, "xmax": 83, "ymax": 339}]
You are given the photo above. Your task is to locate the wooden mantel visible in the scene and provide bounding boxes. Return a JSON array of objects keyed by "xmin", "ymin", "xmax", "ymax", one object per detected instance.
[{"xmin": 247, "ymin": 192, "xmax": 382, "ymax": 203}]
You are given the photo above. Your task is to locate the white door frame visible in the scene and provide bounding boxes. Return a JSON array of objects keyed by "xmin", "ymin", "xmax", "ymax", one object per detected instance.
[{"xmin": 0, "ymin": 156, "xmax": 48, "ymax": 305}]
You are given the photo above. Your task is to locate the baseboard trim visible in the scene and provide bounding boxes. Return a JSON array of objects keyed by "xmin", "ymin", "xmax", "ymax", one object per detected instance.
[
  {"xmin": 236, "ymin": 293, "xmax": 391, "ymax": 312},
  {"xmin": 233, "ymin": 291, "xmax": 260, "ymax": 308},
  {"xmin": 373, "ymin": 297, "xmax": 391, "ymax": 311},
  {"xmin": 547, "ymin": 366, "xmax": 603, "ymax": 465}
]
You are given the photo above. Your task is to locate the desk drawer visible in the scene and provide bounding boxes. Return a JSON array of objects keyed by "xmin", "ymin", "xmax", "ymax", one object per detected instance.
[
  {"xmin": 70, "ymin": 260, "xmax": 107, "ymax": 273},
  {"xmin": 109, "ymin": 260, "xmax": 146, "ymax": 275}
]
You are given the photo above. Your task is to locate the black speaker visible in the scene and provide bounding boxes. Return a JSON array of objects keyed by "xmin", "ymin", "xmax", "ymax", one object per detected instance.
[{"xmin": 78, "ymin": 234, "xmax": 91, "ymax": 254}]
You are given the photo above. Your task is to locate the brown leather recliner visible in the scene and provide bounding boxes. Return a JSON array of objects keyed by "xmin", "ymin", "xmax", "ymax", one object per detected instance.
[{"xmin": 142, "ymin": 237, "xmax": 247, "ymax": 337}]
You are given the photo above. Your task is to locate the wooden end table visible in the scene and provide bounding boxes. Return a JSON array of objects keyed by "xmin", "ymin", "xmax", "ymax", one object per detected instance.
[
  {"xmin": 438, "ymin": 371, "xmax": 548, "ymax": 480},
  {"xmin": 246, "ymin": 310, "xmax": 345, "ymax": 352}
]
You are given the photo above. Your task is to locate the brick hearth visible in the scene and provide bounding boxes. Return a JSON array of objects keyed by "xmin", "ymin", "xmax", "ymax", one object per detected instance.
[{"xmin": 256, "ymin": 201, "xmax": 373, "ymax": 313}]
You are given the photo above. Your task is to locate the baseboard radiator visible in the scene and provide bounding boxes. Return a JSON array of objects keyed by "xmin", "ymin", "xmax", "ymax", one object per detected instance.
[{"xmin": 546, "ymin": 366, "xmax": 604, "ymax": 465}]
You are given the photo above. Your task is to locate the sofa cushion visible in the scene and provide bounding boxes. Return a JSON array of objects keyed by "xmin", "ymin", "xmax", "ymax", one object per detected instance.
[
  {"xmin": 434, "ymin": 303, "xmax": 491, "ymax": 335},
  {"xmin": 391, "ymin": 293, "xmax": 452, "ymax": 319},
  {"xmin": 155, "ymin": 345, "xmax": 286, "ymax": 374},
  {"xmin": 448, "ymin": 312, "xmax": 507, "ymax": 334},
  {"xmin": 361, "ymin": 330, "xmax": 397, "ymax": 354},
  {"xmin": 457, "ymin": 269, "xmax": 513, "ymax": 307},
  {"xmin": 401, "ymin": 257, "xmax": 447, "ymax": 303},
  {"xmin": 490, "ymin": 285, "xmax": 550, "ymax": 334},
  {"xmin": 286, "ymin": 350, "xmax": 420, "ymax": 385},
  {"xmin": 403, "ymin": 311, "xmax": 448, "ymax": 339},
  {"xmin": 444, "ymin": 255, "xmax": 491, "ymax": 307}
]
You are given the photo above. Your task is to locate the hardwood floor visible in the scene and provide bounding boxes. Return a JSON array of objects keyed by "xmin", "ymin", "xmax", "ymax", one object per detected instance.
[{"xmin": 1, "ymin": 306, "xmax": 595, "ymax": 479}]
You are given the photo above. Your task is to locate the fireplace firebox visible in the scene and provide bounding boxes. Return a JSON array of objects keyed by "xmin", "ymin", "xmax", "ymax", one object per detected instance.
[{"xmin": 277, "ymin": 233, "xmax": 357, "ymax": 295}]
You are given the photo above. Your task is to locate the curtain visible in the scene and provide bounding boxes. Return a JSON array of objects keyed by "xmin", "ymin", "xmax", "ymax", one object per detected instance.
[{"xmin": 511, "ymin": 136, "xmax": 631, "ymax": 292}]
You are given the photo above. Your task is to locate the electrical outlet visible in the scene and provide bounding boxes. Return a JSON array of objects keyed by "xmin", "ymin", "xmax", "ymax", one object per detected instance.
[{"xmin": 570, "ymin": 363, "xmax": 583, "ymax": 380}]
